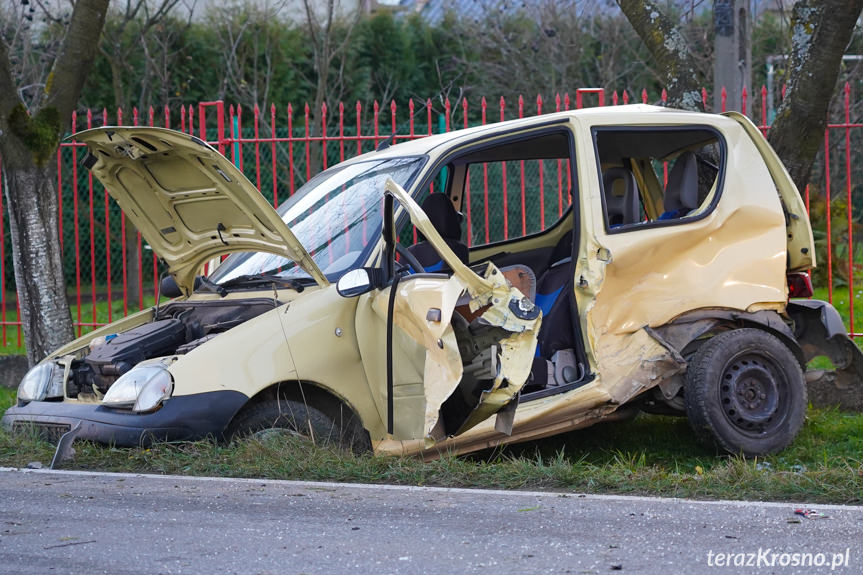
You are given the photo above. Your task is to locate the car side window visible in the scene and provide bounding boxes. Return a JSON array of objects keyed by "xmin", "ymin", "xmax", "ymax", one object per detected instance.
[
  {"xmin": 458, "ymin": 131, "xmax": 574, "ymax": 247},
  {"xmin": 399, "ymin": 130, "xmax": 574, "ymax": 249},
  {"xmin": 461, "ymin": 157, "xmax": 573, "ymax": 246},
  {"xmin": 593, "ymin": 127, "xmax": 725, "ymax": 232}
]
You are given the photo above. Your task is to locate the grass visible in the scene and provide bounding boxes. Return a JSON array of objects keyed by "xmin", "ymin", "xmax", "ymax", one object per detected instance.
[{"xmin": 2, "ymin": 387, "xmax": 861, "ymax": 503}]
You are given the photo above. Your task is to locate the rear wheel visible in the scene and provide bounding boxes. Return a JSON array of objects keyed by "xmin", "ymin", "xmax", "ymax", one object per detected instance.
[
  {"xmin": 227, "ymin": 397, "xmax": 371, "ymax": 454},
  {"xmin": 684, "ymin": 328, "xmax": 806, "ymax": 457}
]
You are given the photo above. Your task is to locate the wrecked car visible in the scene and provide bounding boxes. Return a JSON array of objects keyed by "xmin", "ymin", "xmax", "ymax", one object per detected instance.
[{"xmin": 4, "ymin": 104, "xmax": 861, "ymax": 458}]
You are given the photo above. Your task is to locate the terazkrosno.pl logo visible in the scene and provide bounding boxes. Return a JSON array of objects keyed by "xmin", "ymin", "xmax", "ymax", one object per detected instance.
[{"xmin": 706, "ymin": 548, "xmax": 851, "ymax": 570}]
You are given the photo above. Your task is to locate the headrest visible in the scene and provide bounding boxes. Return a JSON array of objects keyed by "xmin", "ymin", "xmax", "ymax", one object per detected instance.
[
  {"xmin": 664, "ymin": 151, "xmax": 699, "ymax": 213},
  {"xmin": 420, "ymin": 193, "xmax": 463, "ymax": 241},
  {"xmin": 603, "ymin": 167, "xmax": 639, "ymax": 225}
]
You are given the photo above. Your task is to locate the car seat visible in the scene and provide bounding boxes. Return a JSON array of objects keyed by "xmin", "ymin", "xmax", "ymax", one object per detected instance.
[
  {"xmin": 408, "ymin": 193, "xmax": 469, "ymax": 272},
  {"xmin": 659, "ymin": 151, "xmax": 699, "ymax": 220},
  {"xmin": 534, "ymin": 231, "xmax": 575, "ymax": 356},
  {"xmin": 527, "ymin": 231, "xmax": 584, "ymax": 389},
  {"xmin": 603, "ymin": 167, "xmax": 640, "ymax": 227}
]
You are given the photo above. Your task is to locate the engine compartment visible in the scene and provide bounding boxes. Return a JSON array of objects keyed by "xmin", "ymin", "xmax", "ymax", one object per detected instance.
[{"xmin": 66, "ymin": 298, "xmax": 279, "ymax": 399}]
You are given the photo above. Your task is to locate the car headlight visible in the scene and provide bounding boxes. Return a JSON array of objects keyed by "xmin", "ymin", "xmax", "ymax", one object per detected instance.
[
  {"xmin": 101, "ymin": 365, "xmax": 173, "ymax": 412},
  {"xmin": 17, "ymin": 363, "xmax": 61, "ymax": 402}
]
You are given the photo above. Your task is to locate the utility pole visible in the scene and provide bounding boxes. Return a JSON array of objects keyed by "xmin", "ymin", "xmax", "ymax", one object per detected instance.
[{"xmin": 713, "ymin": 0, "xmax": 751, "ymax": 112}]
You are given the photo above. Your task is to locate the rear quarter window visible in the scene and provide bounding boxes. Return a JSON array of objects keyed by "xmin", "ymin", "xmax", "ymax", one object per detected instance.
[{"xmin": 592, "ymin": 126, "xmax": 726, "ymax": 233}]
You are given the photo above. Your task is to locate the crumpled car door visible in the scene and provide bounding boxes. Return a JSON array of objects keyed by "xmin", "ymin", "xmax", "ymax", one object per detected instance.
[{"xmin": 354, "ymin": 179, "xmax": 542, "ymax": 444}]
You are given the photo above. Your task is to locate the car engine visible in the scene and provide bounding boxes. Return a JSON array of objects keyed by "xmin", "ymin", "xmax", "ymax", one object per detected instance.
[{"xmin": 65, "ymin": 298, "xmax": 278, "ymax": 399}]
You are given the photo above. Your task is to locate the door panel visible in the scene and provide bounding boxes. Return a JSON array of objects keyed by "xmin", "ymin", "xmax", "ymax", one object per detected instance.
[{"xmin": 352, "ymin": 181, "xmax": 542, "ymax": 443}]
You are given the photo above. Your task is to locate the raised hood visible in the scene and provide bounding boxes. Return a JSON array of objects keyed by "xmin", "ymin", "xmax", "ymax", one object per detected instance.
[{"xmin": 74, "ymin": 127, "xmax": 328, "ymax": 294}]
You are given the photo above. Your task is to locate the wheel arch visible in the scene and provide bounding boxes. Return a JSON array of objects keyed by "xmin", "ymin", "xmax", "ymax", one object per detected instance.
[
  {"xmin": 227, "ymin": 379, "xmax": 370, "ymax": 442},
  {"xmin": 652, "ymin": 308, "xmax": 805, "ymax": 368}
]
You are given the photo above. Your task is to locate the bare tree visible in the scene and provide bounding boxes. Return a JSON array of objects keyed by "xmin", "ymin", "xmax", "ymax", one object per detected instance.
[
  {"xmin": 209, "ymin": 0, "xmax": 288, "ymax": 108},
  {"xmin": 100, "ymin": 0, "xmax": 184, "ymax": 110},
  {"xmin": 139, "ymin": 2, "xmax": 197, "ymax": 106},
  {"xmin": 0, "ymin": 0, "xmax": 110, "ymax": 364}
]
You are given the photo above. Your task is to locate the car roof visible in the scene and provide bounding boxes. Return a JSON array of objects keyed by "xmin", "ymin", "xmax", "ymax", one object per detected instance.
[{"xmin": 343, "ymin": 104, "xmax": 715, "ymax": 164}]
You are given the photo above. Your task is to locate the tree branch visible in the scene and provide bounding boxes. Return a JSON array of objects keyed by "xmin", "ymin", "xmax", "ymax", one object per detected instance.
[
  {"xmin": 44, "ymin": 0, "xmax": 110, "ymax": 129},
  {"xmin": 768, "ymin": 0, "xmax": 863, "ymax": 189},
  {"xmin": 615, "ymin": 0, "xmax": 704, "ymax": 110},
  {"xmin": 0, "ymin": 38, "xmax": 22, "ymax": 122}
]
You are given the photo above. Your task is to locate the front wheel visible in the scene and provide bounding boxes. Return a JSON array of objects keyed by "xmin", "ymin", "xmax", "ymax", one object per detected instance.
[
  {"xmin": 227, "ymin": 397, "xmax": 371, "ymax": 454},
  {"xmin": 684, "ymin": 328, "xmax": 806, "ymax": 457}
]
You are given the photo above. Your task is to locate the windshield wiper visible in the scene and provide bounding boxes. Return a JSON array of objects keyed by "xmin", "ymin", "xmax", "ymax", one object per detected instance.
[
  {"xmin": 218, "ymin": 273, "xmax": 307, "ymax": 292},
  {"xmin": 195, "ymin": 275, "xmax": 228, "ymax": 297}
]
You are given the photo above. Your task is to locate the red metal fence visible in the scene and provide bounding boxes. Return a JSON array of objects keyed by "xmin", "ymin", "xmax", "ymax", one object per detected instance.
[{"xmin": 0, "ymin": 85, "xmax": 860, "ymax": 350}]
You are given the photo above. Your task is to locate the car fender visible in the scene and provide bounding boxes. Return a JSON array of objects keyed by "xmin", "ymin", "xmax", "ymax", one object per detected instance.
[{"xmin": 167, "ymin": 302, "xmax": 299, "ymax": 402}]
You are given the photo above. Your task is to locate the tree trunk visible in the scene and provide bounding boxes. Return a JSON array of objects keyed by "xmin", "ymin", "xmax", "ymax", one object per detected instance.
[
  {"xmin": 767, "ymin": 0, "xmax": 863, "ymax": 191},
  {"xmin": 616, "ymin": 0, "xmax": 705, "ymax": 111},
  {"xmin": 2, "ymin": 154, "xmax": 74, "ymax": 365},
  {"xmin": 0, "ymin": 0, "xmax": 109, "ymax": 364}
]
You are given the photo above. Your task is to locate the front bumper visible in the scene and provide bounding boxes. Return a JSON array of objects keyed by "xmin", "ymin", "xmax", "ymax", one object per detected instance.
[{"xmin": 1, "ymin": 390, "xmax": 248, "ymax": 446}]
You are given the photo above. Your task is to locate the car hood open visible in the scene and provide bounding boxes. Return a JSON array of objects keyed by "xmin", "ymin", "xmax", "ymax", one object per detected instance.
[{"xmin": 74, "ymin": 127, "xmax": 328, "ymax": 294}]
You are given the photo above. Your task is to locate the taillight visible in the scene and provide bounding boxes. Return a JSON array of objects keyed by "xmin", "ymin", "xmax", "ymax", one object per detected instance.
[{"xmin": 787, "ymin": 272, "xmax": 813, "ymax": 298}]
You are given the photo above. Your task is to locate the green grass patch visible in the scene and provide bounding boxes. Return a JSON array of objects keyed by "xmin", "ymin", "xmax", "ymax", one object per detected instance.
[{"xmin": 2, "ymin": 387, "xmax": 860, "ymax": 503}]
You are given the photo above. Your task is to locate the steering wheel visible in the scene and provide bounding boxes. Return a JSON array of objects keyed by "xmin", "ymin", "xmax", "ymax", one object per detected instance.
[{"xmin": 394, "ymin": 242, "xmax": 426, "ymax": 274}]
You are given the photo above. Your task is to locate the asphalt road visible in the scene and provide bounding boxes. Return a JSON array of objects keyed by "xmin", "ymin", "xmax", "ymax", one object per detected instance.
[{"xmin": 0, "ymin": 468, "xmax": 861, "ymax": 574}]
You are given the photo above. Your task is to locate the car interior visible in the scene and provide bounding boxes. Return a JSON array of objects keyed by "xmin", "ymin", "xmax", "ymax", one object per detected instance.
[
  {"xmin": 593, "ymin": 127, "xmax": 723, "ymax": 230},
  {"xmin": 398, "ymin": 128, "xmax": 590, "ymax": 398}
]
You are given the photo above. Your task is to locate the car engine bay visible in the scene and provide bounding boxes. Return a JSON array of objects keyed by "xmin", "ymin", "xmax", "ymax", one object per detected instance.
[{"xmin": 63, "ymin": 298, "xmax": 279, "ymax": 399}]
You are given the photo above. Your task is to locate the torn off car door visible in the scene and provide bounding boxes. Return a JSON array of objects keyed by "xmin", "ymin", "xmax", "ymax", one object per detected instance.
[{"xmin": 353, "ymin": 179, "xmax": 541, "ymax": 444}]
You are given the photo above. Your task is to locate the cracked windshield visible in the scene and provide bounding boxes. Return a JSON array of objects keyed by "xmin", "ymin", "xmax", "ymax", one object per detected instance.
[{"xmin": 209, "ymin": 156, "xmax": 424, "ymax": 284}]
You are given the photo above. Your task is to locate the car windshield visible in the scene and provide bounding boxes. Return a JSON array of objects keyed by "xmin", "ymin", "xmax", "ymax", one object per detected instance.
[{"xmin": 209, "ymin": 156, "xmax": 424, "ymax": 285}]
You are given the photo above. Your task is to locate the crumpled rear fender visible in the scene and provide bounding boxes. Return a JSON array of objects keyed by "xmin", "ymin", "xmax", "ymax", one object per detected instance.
[{"xmin": 787, "ymin": 300, "xmax": 863, "ymax": 411}]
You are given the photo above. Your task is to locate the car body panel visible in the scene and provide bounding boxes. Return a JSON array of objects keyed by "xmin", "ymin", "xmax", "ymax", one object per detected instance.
[
  {"xmin": 74, "ymin": 126, "xmax": 329, "ymax": 294},
  {"xmin": 576, "ymin": 113, "xmax": 788, "ymax": 405},
  {"xmin": 166, "ymin": 302, "xmax": 299, "ymax": 397},
  {"xmin": 724, "ymin": 111, "xmax": 816, "ymax": 272}
]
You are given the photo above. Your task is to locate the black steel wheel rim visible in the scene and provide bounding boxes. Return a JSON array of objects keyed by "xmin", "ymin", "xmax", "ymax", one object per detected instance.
[{"xmin": 718, "ymin": 352, "xmax": 788, "ymax": 436}]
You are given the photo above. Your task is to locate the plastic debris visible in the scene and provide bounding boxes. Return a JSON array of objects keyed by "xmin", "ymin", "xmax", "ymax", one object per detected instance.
[{"xmin": 794, "ymin": 509, "xmax": 829, "ymax": 520}]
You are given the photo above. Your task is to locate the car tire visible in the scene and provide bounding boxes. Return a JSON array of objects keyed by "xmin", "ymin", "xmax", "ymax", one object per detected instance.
[
  {"xmin": 684, "ymin": 328, "xmax": 806, "ymax": 457},
  {"xmin": 227, "ymin": 397, "xmax": 371, "ymax": 454}
]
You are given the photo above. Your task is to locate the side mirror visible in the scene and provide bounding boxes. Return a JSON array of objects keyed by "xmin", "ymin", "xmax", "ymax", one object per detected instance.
[{"xmin": 337, "ymin": 268, "xmax": 375, "ymax": 298}]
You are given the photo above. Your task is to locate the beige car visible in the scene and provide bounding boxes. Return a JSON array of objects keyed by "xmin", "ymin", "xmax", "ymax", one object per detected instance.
[{"xmin": 4, "ymin": 105, "xmax": 860, "ymax": 458}]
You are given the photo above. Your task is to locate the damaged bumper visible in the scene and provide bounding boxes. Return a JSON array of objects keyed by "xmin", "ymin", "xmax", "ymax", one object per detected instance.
[
  {"xmin": 788, "ymin": 299, "xmax": 863, "ymax": 411},
  {"xmin": 0, "ymin": 390, "xmax": 247, "ymax": 446}
]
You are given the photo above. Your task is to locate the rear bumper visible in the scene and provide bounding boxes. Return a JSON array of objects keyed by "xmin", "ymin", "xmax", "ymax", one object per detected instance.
[
  {"xmin": 1, "ymin": 390, "xmax": 248, "ymax": 446},
  {"xmin": 788, "ymin": 299, "xmax": 863, "ymax": 411}
]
